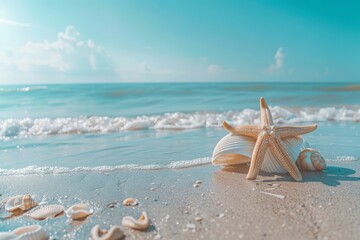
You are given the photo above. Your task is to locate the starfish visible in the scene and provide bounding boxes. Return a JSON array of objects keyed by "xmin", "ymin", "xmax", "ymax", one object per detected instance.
[{"xmin": 223, "ymin": 97, "xmax": 317, "ymax": 181}]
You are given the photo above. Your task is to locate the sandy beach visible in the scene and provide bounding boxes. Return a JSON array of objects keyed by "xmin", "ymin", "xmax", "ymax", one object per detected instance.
[
  {"xmin": 1, "ymin": 0, "xmax": 359, "ymax": 239},
  {"xmin": 1, "ymin": 160, "xmax": 359, "ymax": 240}
]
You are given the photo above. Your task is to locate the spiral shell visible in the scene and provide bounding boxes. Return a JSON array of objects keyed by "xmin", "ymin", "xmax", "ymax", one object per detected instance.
[
  {"xmin": 0, "ymin": 225, "xmax": 48, "ymax": 240},
  {"xmin": 5, "ymin": 195, "xmax": 38, "ymax": 213},
  {"xmin": 66, "ymin": 203, "xmax": 94, "ymax": 220},
  {"xmin": 90, "ymin": 225, "xmax": 124, "ymax": 240},
  {"xmin": 28, "ymin": 204, "xmax": 65, "ymax": 220},
  {"xmin": 122, "ymin": 211, "xmax": 149, "ymax": 231},
  {"xmin": 297, "ymin": 148, "xmax": 326, "ymax": 171}
]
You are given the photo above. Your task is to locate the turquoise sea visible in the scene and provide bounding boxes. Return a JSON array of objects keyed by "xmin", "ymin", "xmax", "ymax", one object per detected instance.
[{"xmin": 0, "ymin": 83, "xmax": 359, "ymax": 174}]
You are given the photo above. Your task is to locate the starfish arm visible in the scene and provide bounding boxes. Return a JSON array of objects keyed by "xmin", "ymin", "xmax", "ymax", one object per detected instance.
[
  {"xmin": 269, "ymin": 137, "xmax": 303, "ymax": 181},
  {"xmin": 246, "ymin": 132, "xmax": 270, "ymax": 180},
  {"xmin": 275, "ymin": 124, "xmax": 317, "ymax": 138},
  {"xmin": 222, "ymin": 121, "xmax": 260, "ymax": 138},
  {"xmin": 259, "ymin": 97, "xmax": 274, "ymax": 127}
]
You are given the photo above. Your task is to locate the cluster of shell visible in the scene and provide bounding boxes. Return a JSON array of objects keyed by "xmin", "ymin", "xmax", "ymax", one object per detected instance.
[
  {"xmin": 0, "ymin": 195, "xmax": 149, "ymax": 240},
  {"xmin": 212, "ymin": 133, "xmax": 326, "ymax": 172},
  {"xmin": 0, "ymin": 195, "xmax": 94, "ymax": 240}
]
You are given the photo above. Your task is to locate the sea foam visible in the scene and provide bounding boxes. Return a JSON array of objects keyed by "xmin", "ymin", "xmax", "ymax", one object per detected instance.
[
  {"xmin": 0, "ymin": 157, "xmax": 212, "ymax": 176},
  {"xmin": 0, "ymin": 106, "xmax": 359, "ymax": 138}
]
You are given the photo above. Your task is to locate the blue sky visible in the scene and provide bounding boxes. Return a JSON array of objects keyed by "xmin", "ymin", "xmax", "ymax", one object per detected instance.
[{"xmin": 0, "ymin": 0, "xmax": 359, "ymax": 84}]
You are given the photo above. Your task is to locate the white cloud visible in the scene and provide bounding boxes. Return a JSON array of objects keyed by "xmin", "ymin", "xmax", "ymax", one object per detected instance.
[
  {"xmin": 0, "ymin": 17, "xmax": 31, "ymax": 27},
  {"xmin": 3, "ymin": 25, "xmax": 112, "ymax": 73},
  {"xmin": 267, "ymin": 47, "xmax": 284, "ymax": 74}
]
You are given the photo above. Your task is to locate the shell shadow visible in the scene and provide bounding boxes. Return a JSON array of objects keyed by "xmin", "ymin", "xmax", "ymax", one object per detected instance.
[
  {"xmin": 301, "ymin": 166, "xmax": 360, "ymax": 186},
  {"xmin": 219, "ymin": 165, "xmax": 360, "ymax": 187}
]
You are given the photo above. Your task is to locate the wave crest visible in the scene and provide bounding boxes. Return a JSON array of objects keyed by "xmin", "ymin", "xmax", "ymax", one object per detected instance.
[{"xmin": 0, "ymin": 106, "xmax": 359, "ymax": 138}]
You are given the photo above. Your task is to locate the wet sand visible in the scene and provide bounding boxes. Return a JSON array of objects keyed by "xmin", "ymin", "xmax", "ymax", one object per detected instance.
[{"xmin": 1, "ymin": 161, "xmax": 360, "ymax": 239}]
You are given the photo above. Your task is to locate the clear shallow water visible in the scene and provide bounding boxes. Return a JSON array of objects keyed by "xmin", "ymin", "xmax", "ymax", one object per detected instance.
[{"xmin": 0, "ymin": 83, "xmax": 359, "ymax": 175}]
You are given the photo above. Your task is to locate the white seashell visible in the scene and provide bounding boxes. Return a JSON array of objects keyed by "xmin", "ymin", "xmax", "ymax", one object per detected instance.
[
  {"xmin": 122, "ymin": 211, "xmax": 149, "ymax": 231},
  {"xmin": 297, "ymin": 148, "xmax": 326, "ymax": 171},
  {"xmin": 28, "ymin": 204, "xmax": 65, "ymax": 220},
  {"xmin": 0, "ymin": 196, "xmax": 11, "ymax": 208},
  {"xmin": 212, "ymin": 133, "xmax": 311, "ymax": 173},
  {"xmin": 90, "ymin": 225, "xmax": 124, "ymax": 240},
  {"xmin": 261, "ymin": 136, "xmax": 306, "ymax": 173},
  {"xmin": 66, "ymin": 203, "xmax": 94, "ymax": 220},
  {"xmin": 5, "ymin": 195, "xmax": 38, "ymax": 213},
  {"xmin": 122, "ymin": 198, "xmax": 139, "ymax": 207},
  {"xmin": 212, "ymin": 133, "xmax": 254, "ymax": 166},
  {"xmin": 0, "ymin": 225, "xmax": 48, "ymax": 240}
]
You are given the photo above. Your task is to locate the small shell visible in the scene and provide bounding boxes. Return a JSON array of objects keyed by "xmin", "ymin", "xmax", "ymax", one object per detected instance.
[
  {"xmin": 212, "ymin": 133, "xmax": 254, "ymax": 166},
  {"xmin": 122, "ymin": 198, "xmax": 139, "ymax": 207},
  {"xmin": 5, "ymin": 195, "xmax": 38, "ymax": 213},
  {"xmin": 90, "ymin": 225, "xmax": 124, "ymax": 240},
  {"xmin": 66, "ymin": 203, "xmax": 94, "ymax": 220},
  {"xmin": 0, "ymin": 196, "xmax": 11, "ymax": 208},
  {"xmin": 0, "ymin": 225, "xmax": 48, "ymax": 240},
  {"xmin": 28, "ymin": 204, "xmax": 65, "ymax": 220},
  {"xmin": 297, "ymin": 148, "xmax": 326, "ymax": 171},
  {"xmin": 122, "ymin": 211, "xmax": 149, "ymax": 231}
]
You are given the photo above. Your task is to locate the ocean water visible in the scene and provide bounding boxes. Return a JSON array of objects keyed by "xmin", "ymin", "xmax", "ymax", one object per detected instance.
[{"xmin": 0, "ymin": 82, "xmax": 359, "ymax": 175}]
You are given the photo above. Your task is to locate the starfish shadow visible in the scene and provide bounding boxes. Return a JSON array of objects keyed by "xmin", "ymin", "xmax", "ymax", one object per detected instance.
[{"xmin": 220, "ymin": 165, "xmax": 360, "ymax": 187}]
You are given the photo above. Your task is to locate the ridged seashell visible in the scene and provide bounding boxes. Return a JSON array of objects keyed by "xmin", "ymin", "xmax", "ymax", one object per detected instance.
[
  {"xmin": 5, "ymin": 195, "xmax": 38, "ymax": 213},
  {"xmin": 0, "ymin": 225, "xmax": 48, "ymax": 240},
  {"xmin": 1, "ymin": 196, "xmax": 11, "ymax": 208},
  {"xmin": 90, "ymin": 225, "xmax": 124, "ymax": 240},
  {"xmin": 122, "ymin": 198, "xmax": 139, "ymax": 207},
  {"xmin": 297, "ymin": 148, "xmax": 326, "ymax": 171},
  {"xmin": 66, "ymin": 203, "xmax": 94, "ymax": 220},
  {"xmin": 28, "ymin": 204, "xmax": 65, "ymax": 220},
  {"xmin": 261, "ymin": 136, "xmax": 306, "ymax": 173},
  {"xmin": 122, "ymin": 211, "xmax": 149, "ymax": 231},
  {"xmin": 212, "ymin": 133, "xmax": 254, "ymax": 166},
  {"xmin": 212, "ymin": 133, "xmax": 310, "ymax": 173}
]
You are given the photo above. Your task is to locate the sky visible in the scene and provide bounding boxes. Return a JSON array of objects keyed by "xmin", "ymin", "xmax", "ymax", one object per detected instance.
[{"xmin": 0, "ymin": 0, "xmax": 359, "ymax": 84}]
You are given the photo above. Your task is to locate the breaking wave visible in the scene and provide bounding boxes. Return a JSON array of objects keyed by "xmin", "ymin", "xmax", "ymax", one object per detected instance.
[{"xmin": 0, "ymin": 106, "xmax": 359, "ymax": 138}]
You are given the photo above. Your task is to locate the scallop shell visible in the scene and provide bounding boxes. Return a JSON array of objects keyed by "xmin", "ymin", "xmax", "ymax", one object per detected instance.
[
  {"xmin": 122, "ymin": 198, "xmax": 139, "ymax": 207},
  {"xmin": 122, "ymin": 211, "xmax": 149, "ymax": 231},
  {"xmin": 261, "ymin": 136, "xmax": 308, "ymax": 173},
  {"xmin": 5, "ymin": 195, "xmax": 38, "ymax": 213},
  {"xmin": 0, "ymin": 225, "xmax": 48, "ymax": 240},
  {"xmin": 212, "ymin": 133, "xmax": 254, "ymax": 166},
  {"xmin": 212, "ymin": 133, "xmax": 311, "ymax": 173},
  {"xmin": 297, "ymin": 148, "xmax": 326, "ymax": 171},
  {"xmin": 90, "ymin": 225, "xmax": 124, "ymax": 240},
  {"xmin": 28, "ymin": 204, "xmax": 65, "ymax": 220},
  {"xmin": 66, "ymin": 203, "xmax": 94, "ymax": 220}
]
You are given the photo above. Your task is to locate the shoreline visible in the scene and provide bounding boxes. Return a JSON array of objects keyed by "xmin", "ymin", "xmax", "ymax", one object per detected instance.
[{"xmin": 1, "ymin": 161, "xmax": 360, "ymax": 239}]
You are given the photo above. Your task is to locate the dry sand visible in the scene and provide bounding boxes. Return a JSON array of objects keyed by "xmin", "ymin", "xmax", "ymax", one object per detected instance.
[{"xmin": 1, "ymin": 161, "xmax": 360, "ymax": 239}]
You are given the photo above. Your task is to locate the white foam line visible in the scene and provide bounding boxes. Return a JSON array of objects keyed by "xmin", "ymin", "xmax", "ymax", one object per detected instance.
[
  {"xmin": 0, "ymin": 157, "xmax": 212, "ymax": 176},
  {"xmin": 326, "ymin": 156, "xmax": 359, "ymax": 162}
]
